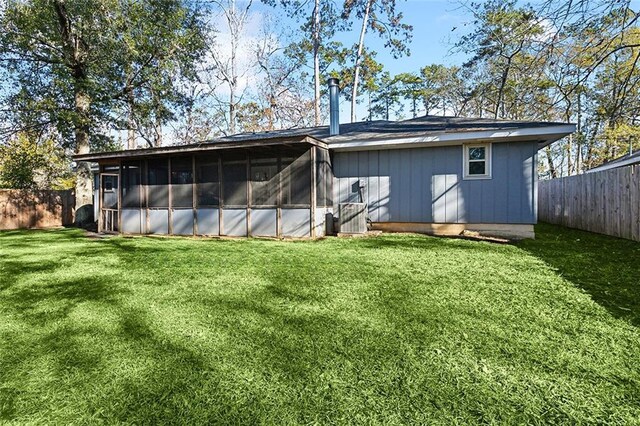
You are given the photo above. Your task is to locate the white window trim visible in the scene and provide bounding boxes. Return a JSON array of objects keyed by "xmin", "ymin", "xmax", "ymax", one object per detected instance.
[{"xmin": 463, "ymin": 143, "xmax": 492, "ymax": 180}]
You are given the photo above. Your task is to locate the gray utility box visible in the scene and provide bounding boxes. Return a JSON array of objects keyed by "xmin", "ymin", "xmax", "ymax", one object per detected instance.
[{"xmin": 338, "ymin": 203, "xmax": 367, "ymax": 234}]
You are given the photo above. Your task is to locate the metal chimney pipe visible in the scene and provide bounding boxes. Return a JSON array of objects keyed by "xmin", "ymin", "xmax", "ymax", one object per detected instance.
[{"xmin": 328, "ymin": 78, "xmax": 340, "ymax": 136}]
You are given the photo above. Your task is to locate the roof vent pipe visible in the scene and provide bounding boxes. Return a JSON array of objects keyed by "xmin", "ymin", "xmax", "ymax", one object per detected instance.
[{"xmin": 328, "ymin": 78, "xmax": 340, "ymax": 136}]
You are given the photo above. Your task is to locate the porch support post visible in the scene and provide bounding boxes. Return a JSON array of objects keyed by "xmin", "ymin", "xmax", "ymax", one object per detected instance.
[
  {"xmin": 310, "ymin": 147, "xmax": 317, "ymax": 238},
  {"xmin": 98, "ymin": 168, "xmax": 103, "ymax": 233}
]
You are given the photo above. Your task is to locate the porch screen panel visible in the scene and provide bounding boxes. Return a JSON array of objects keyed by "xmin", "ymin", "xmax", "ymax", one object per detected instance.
[
  {"xmin": 171, "ymin": 156, "xmax": 193, "ymax": 207},
  {"xmin": 250, "ymin": 157, "xmax": 278, "ymax": 206},
  {"xmin": 282, "ymin": 150, "xmax": 311, "ymax": 206},
  {"xmin": 196, "ymin": 155, "xmax": 219, "ymax": 206},
  {"xmin": 121, "ymin": 161, "xmax": 141, "ymax": 208},
  {"xmin": 222, "ymin": 158, "xmax": 248, "ymax": 206},
  {"xmin": 147, "ymin": 159, "xmax": 169, "ymax": 208},
  {"xmin": 316, "ymin": 148, "xmax": 333, "ymax": 207}
]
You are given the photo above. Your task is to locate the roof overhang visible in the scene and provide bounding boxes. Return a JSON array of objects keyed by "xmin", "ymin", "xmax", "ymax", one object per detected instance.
[
  {"xmin": 73, "ymin": 135, "xmax": 327, "ymax": 162},
  {"xmin": 585, "ymin": 155, "xmax": 640, "ymax": 173},
  {"xmin": 327, "ymin": 124, "xmax": 576, "ymax": 152}
]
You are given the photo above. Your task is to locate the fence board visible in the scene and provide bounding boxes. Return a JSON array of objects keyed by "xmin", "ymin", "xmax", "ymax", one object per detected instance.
[
  {"xmin": 539, "ymin": 165, "xmax": 640, "ymax": 242},
  {"xmin": 0, "ymin": 189, "xmax": 74, "ymax": 230}
]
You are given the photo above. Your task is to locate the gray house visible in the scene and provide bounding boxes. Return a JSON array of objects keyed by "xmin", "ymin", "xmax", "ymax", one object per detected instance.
[{"xmin": 76, "ymin": 79, "xmax": 575, "ymax": 239}]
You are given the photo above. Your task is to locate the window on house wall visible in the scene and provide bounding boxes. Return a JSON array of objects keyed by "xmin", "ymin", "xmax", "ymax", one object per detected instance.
[
  {"xmin": 464, "ymin": 143, "xmax": 492, "ymax": 179},
  {"xmin": 222, "ymin": 156, "xmax": 248, "ymax": 206},
  {"xmin": 171, "ymin": 156, "xmax": 193, "ymax": 207},
  {"xmin": 121, "ymin": 162, "xmax": 141, "ymax": 208},
  {"xmin": 147, "ymin": 159, "xmax": 169, "ymax": 207},
  {"xmin": 250, "ymin": 157, "xmax": 279, "ymax": 206},
  {"xmin": 281, "ymin": 150, "xmax": 311, "ymax": 206},
  {"xmin": 195, "ymin": 155, "xmax": 219, "ymax": 207}
]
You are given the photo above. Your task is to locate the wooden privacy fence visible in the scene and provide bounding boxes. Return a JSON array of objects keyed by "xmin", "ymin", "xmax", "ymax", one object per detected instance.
[
  {"xmin": 0, "ymin": 189, "xmax": 74, "ymax": 230},
  {"xmin": 538, "ymin": 165, "xmax": 640, "ymax": 241}
]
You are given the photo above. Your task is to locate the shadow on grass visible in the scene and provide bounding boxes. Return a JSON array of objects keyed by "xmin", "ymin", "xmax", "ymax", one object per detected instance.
[{"xmin": 519, "ymin": 223, "xmax": 640, "ymax": 326}]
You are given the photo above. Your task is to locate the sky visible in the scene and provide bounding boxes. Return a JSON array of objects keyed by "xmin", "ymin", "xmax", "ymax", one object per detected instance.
[{"xmin": 332, "ymin": 0, "xmax": 469, "ymax": 73}]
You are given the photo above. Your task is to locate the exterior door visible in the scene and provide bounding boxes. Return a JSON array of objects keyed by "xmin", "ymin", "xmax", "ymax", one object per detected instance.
[{"xmin": 100, "ymin": 173, "xmax": 119, "ymax": 233}]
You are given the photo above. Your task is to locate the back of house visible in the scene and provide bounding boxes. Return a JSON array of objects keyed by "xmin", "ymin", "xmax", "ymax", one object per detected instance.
[{"xmin": 76, "ymin": 80, "xmax": 575, "ymax": 240}]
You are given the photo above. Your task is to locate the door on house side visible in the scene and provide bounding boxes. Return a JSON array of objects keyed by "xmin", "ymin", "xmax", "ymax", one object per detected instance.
[{"xmin": 101, "ymin": 173, "xmax": 119, "ymax": 233}]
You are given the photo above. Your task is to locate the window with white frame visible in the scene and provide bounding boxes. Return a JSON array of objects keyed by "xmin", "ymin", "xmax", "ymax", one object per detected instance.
[{"xmin": 464, "ymin": 143, "xmax": 492, "ymax": 179}]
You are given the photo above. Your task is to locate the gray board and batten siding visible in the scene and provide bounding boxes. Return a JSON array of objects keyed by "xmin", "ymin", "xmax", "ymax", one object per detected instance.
[{"xmin": 332, "ymin": 141, "xmax": 538, "ymax": 225}]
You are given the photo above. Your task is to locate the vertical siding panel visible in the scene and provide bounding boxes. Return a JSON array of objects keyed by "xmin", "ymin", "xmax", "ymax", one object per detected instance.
[
  {"xmin": 506, "ymin": 143, "xmax": 520, "ymax": 222},
  {"xmin": 401, "ymin": 150, "xmax": 412, "ymax": 221},
  {"xmin": 425, "ymin": 148, "xmax": 434, "ymax": 222},
  {"xmin": 348, "ymin": 151, "xmax": 359, "ymax": 203},
  {"xmin": 492, "ymin": 143, "xmax": 509, "ymax": 223},
  {"xmin": 332, "ymin": 153, "xmax": 341, "ymax": 205},
  {"xmin": 333, "ymin": 152, "xmax": 344, "ymax": 205},
  {"xmin": 367, "ymin": 150, "xmax": 379, "ymax": 222},
  {"xmin": 410, "ymin": 148, "xmax": 423, "ymax": 222},
  {"xmin": 432, "ymin": 149, "xmax": 445, "ymax": 223},
  {"xmin": 379, "ymin": 150, "xmax": 390, "ymax": 222},
  {"xmin": 358, "ymin": 151, "xmax": 368, "ymax": 206},
  {"xmin": 521, "ymin": 144, "xmax": 533, "ymax": 223},
  {"xmin": 444, "ymin": 147, "xmax": 459, "ymax": 223},
  {"xmin": 479, "ymin": 143, "xmax": 494, "ymax": 224},
  {"xmin": 390, "ymin": 150, "xmax": 402, "ymax": 221}
]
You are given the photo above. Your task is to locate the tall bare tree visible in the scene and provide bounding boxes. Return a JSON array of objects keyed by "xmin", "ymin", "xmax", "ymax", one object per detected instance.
[{"xmin": 342, "ymin": 0, "xmax": 412, "ymax": 122}]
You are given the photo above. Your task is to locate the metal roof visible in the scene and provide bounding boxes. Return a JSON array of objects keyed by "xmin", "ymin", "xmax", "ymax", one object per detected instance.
[
  {"xmin": 586, "ymin": 150, "xmax": 640, "ymax": 173},
  {"xmin": 74, "ymin": 115, "xmax": 575, "ymax": 161},
  {"xmin": 210, "ymin": 115, "xmax": 572, "ymax": 144},
  {"xmin": 74, "ymin": 135, "xmax": 325, "ymax": 162}
]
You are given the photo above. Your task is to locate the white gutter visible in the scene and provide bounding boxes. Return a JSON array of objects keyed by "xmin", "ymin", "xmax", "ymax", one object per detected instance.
[{"xmin": 328, "ymin": 124, "xmax": 576, "ymax": 151}]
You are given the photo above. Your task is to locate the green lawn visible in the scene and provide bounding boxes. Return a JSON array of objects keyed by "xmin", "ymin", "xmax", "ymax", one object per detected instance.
[{"xmin": 1, "ymin": 224, "xmax": 639, "ymax": 424}]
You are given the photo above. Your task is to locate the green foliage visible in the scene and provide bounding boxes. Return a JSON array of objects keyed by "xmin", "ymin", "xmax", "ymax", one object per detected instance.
[
  {"xmin": 0, "ymin": 226, "xmax": 639, "ymax": 423},
  {"xmin": 342, "ymin": 0, "xmax": 412, "ymax": 59},
  {"xmin": 368, "ymin": 71, "xmax": 402, "ymax": 120},
  {"xmin": 330, "ymin": 46, "xmax": 383, "ymax": 99},
  {"xmin": 0, "ymin": 133, "xmax": 73, "ymax": 190},
  {"xmin": 0, "ymin": 0, "xmax": 206, "ymax": 150}
]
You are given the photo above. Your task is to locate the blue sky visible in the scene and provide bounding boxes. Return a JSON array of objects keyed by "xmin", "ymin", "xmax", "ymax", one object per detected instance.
[{"xmin": 334, "ymin": 0, "xmax": 467, "ymax": 74}]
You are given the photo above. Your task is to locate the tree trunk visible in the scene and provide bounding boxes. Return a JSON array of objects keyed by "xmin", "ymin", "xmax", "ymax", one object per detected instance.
[
  {"xmin": 74, "ymin": 88, "xmax": 94, "ymax": 225},
  {"xmin": 228, "ymin": 0, "xmax": 239, "ymax": 134},
  {"xmin": 127, "ymin": 83, "xmax": 136, "ymax": 149},
  {"xmin": 53, "ymin": 0, "xmax": 93, "ymax": 226},
  {"xmin": 545, "ymin": 146, "xmax": 557, "ymax": 179},
  {"xmin": 495, "ymin": 58, "xmax": 511, "ymax": 119},
  {"xmin": 350, "ymin": 0, "xmax": 372, "ymax": 123},
  {"xmin": 313, "ymin": 0, "xmax": 321, "ymax": 126},
  {"xmin": 152, "ymin": 89, "xmax": 162, "ymax": 147}
]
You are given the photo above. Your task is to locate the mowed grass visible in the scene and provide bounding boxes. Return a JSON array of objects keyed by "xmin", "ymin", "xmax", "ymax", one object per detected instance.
[{"xmin": 0, "ymin": 224, "xmax": 639, "ymax": 424}]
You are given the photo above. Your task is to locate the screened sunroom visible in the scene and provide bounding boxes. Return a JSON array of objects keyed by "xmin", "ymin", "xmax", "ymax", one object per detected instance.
[{"xmin": 79, "ymin": 136, "xmax": 333, "ymax": 238}]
